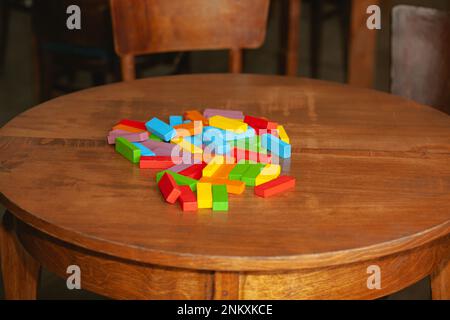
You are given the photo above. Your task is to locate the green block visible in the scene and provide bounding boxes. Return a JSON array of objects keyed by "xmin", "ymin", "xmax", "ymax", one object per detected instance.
[
  {"xmin": 241, "ymin": 163, "xmax": 265, "ymax": 186},
  {"xmin": 149, "ymin": 133, "xmax": 163, "ymax": 142},
  {"xmin": 228, "ymin": 163, "xmax": 251, "ymax": 180},
  {"xmin": 115, "ymin": 137, "xmax": 141, "ymax": 163},
  {"xmin": 156, "ymin": 170, "xmax": 198, "ymax": 191},
  {"xmin": 212, "ymin": 184, "xmax": 228, "ymax": 211}
]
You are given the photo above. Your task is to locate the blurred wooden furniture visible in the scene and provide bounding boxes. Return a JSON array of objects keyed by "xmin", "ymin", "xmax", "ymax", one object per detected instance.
[
  {"xmin": 33, "ymin": 0, "xmax": 118, "ymax": 101},
  {"xmin": 109, "ymin": 0, "xmax": 270, "ymax": 81},
  {"xmin": 285, "ymin": 0, "xmax": 379, "ymax": 89},
  {"xmin": 1, "ymin": 74, "xmax": 450, "ymax": 299},
  {"xmin": 391, "ymin": 5, "xmax": 450, "ymax": 114}
]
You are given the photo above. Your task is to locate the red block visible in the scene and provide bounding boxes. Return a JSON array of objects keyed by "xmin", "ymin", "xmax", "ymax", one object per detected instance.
[
  {"xmin": 231, "ymin": 148, "xmax": 272, "ymax": 164},
  {"xmin": 158, "ymin": 173, "xmax": 181, "ymax": 204},
  {"xmin": 140, "ymin": 156, "xmax": 181, "ymax": 169},
  {"xmin": 244, "ymin": 115, "xmax": 278, "ymax": 130},
  {"xmin": 254, "ymin": 128, "xmax": 279, "ymax": 136},
  {"xmin": 254, "ymin": 176, "xmax": 296, "ymax": 198},
  {"xmin": 178, "ymin": 162, "xmax": 207, "ymax": 179},
  {"xmin": 117, "ymin": 119, "xmax": 147, "ymax": 131},
  {"xmin": 178, "ymin": 185, "xmax": 198, "ymax": 211}
]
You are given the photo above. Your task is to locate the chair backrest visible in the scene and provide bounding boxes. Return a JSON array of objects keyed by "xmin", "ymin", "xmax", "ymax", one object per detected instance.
[
  {"xmin": 391, "ymin": 5, "xmax": 450, "ymax": 114},
  {"xmin": 109, "ymin": 0, "xmax": 270, "ymax": 81}
]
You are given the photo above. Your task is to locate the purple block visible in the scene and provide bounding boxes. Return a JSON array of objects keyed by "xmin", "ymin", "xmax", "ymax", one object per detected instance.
[
  {"xmin": 167, "ymin": 163, "xmax": 194, "ymax": 173},
  {"xmin": 141, "ymin": 140, "xmax": 177, "ymax": 153},
  {"xmin": 107, "ymin": 130, "xmax": 149, "ymax": 144},
  {"xmin": 203, "ymin": 108, "xmax": 244, "ymax": 120}
]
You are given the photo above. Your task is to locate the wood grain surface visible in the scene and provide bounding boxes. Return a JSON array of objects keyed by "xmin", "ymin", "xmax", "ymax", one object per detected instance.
[{"xmin": 1, "ymin": 74, "xmax": 450, "ymax": 272}]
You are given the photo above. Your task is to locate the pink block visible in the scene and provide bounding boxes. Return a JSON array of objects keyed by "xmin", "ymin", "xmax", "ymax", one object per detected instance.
[
  {"xmin": 107, "ymin": 130, "xmax": 149, "ymax": 144},
  {"xmin": 203, "ymin": 108, "xmax": 244, "ymax": 120}
]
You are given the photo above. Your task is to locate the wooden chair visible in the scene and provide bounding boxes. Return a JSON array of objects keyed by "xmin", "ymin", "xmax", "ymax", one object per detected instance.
[
  {"xmin": 391, "ymin": 5, "xmax": 450, "ymax": 114},
  {"xmin": 109, "ymin": 0, "xmax": 270, "ymax": 81}
]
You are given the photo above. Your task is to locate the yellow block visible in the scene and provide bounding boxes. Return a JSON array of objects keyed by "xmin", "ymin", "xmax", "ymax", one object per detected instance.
[
  {"xmin": 197, "ymin": 182, "xmax": 212, "ymax": 208},
  {"xmin": 203, "ymin": 163, "xmax": 222, "ymax": 177},
  {"xmin": 171, "ymin": 138, "xmax": 203, "ymax": 154},
  {"xmin": 213, "ymin": 164, "xmax": 236, "ymax": 179},
  {"xmin": 277, "ymin": 125, "xmax": 290, "ymax": 144},
  {"xmin": 209, "ymin": 115, "xmax": 248, "ymax": 133},
  {"xmin": 200, "ymin": 177, "xmax": 245, "ymax": 195},
  {"xmin": 255, "ymin": 164, "xmax": 281, "ymax": 186}
]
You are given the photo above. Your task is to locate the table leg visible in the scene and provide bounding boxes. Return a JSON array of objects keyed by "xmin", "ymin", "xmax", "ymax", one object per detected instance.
[
  {"xmin": 213, "ymin": 271, "xmax": 240, "ymax": 300},
  {"xmin": 431, "ymin": 239, "xmax": 450, "ymax": 300},
  {"xmin": 285, "ymin": 0, "xmax": 301, "ymax": 76},
  {"xmin": 0, "ymin": 211, "xmax": 41, "ymax": 300}
]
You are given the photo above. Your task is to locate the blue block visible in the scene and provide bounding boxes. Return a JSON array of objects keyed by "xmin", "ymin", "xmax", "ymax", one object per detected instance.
[
  {"xmin": 131, "ymin": 142, "xmax": 155, "ymax": 156},
  {"xmin": 145, "ymin": 117, "xmax": 176, "ymax": 142},
  {"xmin": 169, "ymin": 115, "xmax": 183, "ymax": 126},
  {"xmin": 184, "ymin": 134, "xmax": 203, "ymax": 146},
  {"xmin": 261, "ymin": 134, "xmax": 291, "ymax": 158}
]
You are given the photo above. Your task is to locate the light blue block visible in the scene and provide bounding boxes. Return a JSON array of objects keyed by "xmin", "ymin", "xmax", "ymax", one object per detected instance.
[
  {"xmin": 261, "ymin": 133, "xmax": 291, "ymax": 158},
  {"xmin": 184, "ymin": 134, "xmax": 203, "ymax": 146},
  {"xmin": 169, "ymin": 115, "xmax": 183, "ymax": 126},
  {"xmin": 205, "ymin": 140, "xmax": 231, "ymax": 155},
  {"xmin": 131, "ymin": 142, "xmax": 155, "ymax": 156},
  {"xmin": 145, "ymin": 117, "xmax": 176, "ymax": 142}
]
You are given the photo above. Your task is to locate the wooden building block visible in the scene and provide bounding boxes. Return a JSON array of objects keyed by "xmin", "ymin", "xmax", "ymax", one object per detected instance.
[
  {"xmin": 244, "ymin": 115, "xmax": 278, "ymax": 130},
  {"xmin": 228, "ymin": 163, "xmax": 251, "ymax": 180},
  {"xmin": 116, "ymin": 119, "xmax": 147, "ymax": 131},
  {"xmin": 148, "ymin": 133, "xmax": 163, "ymax": 142},
  {"xmin": 202, "ymin": 163, "xmax": 223, "ymax": 177},
  {"xmin": 145, "ymin": 117, "xmax": 177, "ymax": 142},
  {"xmin": 213, "ymin": 164, "xmax": 236, "ymax": 179},
  {"xmin": 212, "ymin": 184, "xmax": 228, "ymax": 211},
  {"xmin": 107, "ymin": 130, "xmax": 149, "ymax": 144},
  {"xmin": 178, "ymin": 185, "xmax": 198, "ymax": 211},
  {"xmin": 139, "ymin": 156, "xmax": 180, "ymax": 169},
  {"xmin": 241, "ymin": 163, "xmax": 265, "ymax": 186},
  {"xmin": 167, "ymin": 163, "xmax": 194, "ymax": 173},
  {"xmin": 254, "ymin": 176, "xmax": 296, "ymax": 198},
  {"xmin": 131, "ymin": 142, "xmax": 155, "ymax": 156},
  {"xmin": 231, "ymin": 147, "xmax": 272, "ymax": 164},
  {"xmin": 200, "ymin": 177, "xmax": 245, "ymax": 195},
  {"xmin": 277, "ymin": 125, "xmax": 290, "ymax": 144},
  {"xmin": 178, "ymin": 163, "xmax": 207, "ymax": 180},
  {"xmin": 255, "ymin": 164, "xmax": 281, "ymax": 186},
  {"xmin": 209, "ymin": 115, "xmax": 248, "ymax": 133},
  {"xmin": 184, "ymin": 110, "xmax": 209, "ymax": 125},
  {"xmin": 261, "ymin": 133, "xmax": 291, "ymax": 159},
  {"xmin": 171, "ymin": 137, "xmax": 203, "ymax": 154},
  {"xmin": 197, "ymin": 182, "xmax": 212, "ymax": 209},
  {"xmin": 115, "ymin": 137, "xmax": 141, "ymax": 163},
  {"xmin": 112, "ymin": 124, "xmax": 145, "ymax": 133},
  {"xmin": 173, "ymin": 121, "xmax": 203, "ymax": 137},
  {"xmin": 203, "ymin": 108, "xmax": 244, "ymax": 120},
  {"xmin": 156, "ymin": 170, "xmax": 198, "ymax": 191},
  {"xmin": 158, "ymin": 172, "xmax": 181, "ymax": 204},
  {"xmin": 169, "ymin": 115, "xmax": 183, "ymax": 127}
]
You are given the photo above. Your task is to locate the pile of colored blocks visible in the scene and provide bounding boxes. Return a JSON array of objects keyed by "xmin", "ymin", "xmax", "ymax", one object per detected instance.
[{"xmin": 107, "ymin": 109, "xmax": 296, "ymax": 212}]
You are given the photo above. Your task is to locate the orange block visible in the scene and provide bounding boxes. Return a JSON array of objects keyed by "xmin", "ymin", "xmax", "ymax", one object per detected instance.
[
  {"xmin": 213, "ymin": 164, "xmax": 236, "ymax": 179},
  {"xmin": 199, "ymin": 177, "xmax": 245, "ymax": 195},
  {"xmin": 173, "ymin": 121, "xmax": 203, "ymax": 137},
  {"xmin": 184, "ymin": 110, "xmax": 209, "ymax": 125},
  {"xmin": 112, "ymin": 124, "xmax": 145, "ymax": 133}
]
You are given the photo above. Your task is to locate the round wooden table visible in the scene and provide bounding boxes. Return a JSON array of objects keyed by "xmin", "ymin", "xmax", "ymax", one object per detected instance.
[{"xmin": 1, "ymin": 74, "xmax": 449, "ymax": 300}]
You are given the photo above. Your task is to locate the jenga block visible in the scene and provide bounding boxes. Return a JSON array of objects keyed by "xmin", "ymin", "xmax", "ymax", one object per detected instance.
[
  {"xmin": 148, "ymin": 133, "xmax": 163, "ymax": 142},
  {"xmin": 254, "ymin": 176, "xmax": 296, "ymax": 198},
  {"xmin": 156, "ymin": 170, "xmax": 198, "ymax": 191},
  {"xmin": 203, "ymin": 108, "xmax": 244, "ymax": 120},
  {"xmin": 244, "ymin": 115, "xmax": 278, "ymax": 130},
  {"xmin": 171, "ymin": 137, "xmax": 203, "ymax": 154},
  {"xmin": 145, "ymin": 117, "xmax": 177, "ymax": 142},
  {"xmin": 261, "ymin": 134, "xmax": 291, "ymax": 158},
  {"xmin": 131, "ymin": 142, "xmax": 155, "ymax": 156},
  {"xmin": 209, "ymin": 115, "xmax": 247, "ymax": 134},
  {"xmin": 169, "ymin": 115, "xmax": 183, "ymax": 127},
  {"xmin": 158, "ymin": 173, "xmax": 181, "ymax": 204},
  {"xmin": 255, "ymin": 164, "xmax": 281, "ymax": 186},
  {"xmin": 178, "ymin": 185, "xmax": 198, "ymax": 211},
  {"xmin": 184, "ymin": 110, "xmax": 209, "ymax": 125},
  {"xmin": 204, "ymin": 140, "xmax": 231, "ymax": 155},
  {"xmin": 113, "ymin": 124, "xmax": 145, "ymax": 133},
  {"xmin": 200, "ymin": 177, "xmax": 245, "ymax": 195},
  {"xmin": 115, "ymin": 137, "xmax": 141, "ymax": 163},
  {"xmin": 241, "ymin": 163, "xmax": 265, "ymax": 186},
  {"xmin": 197, "ymin": 182, "xmax": 212, "ymax": 208},
  {"xmin": 107, "ymin": 130, "xmax": 149, "ymax": 144},
  {"xmin": 139, "ymin": 156, "xmax": 180, "ymax": 169},
  {"xmin": 167, "ymin": 163, "xmax": 194, "ymax": 173},
  {"xmin": 141, "ymin": 140, "xmax": 177, "ymax": 155},
  {"xmin": 277, "ymin": 125, "xmax": 290, "ymax": 144},
  {"xmin": 174, "ymin": 120, "xmax": 203, "ymax": 137},
  {"xmin": 228, "ymin": 163, "xmax": 251, "ymax": 180},
  {"xmin": 202, "ymin": 163, "xmax": 223, "ymax": 177},
  {"xmin": 231, "ymin": 147, "xmax": 272, "ymax": 164},
  {"xmin": 178, "ymin": 163, "xmax": 207, "ymax": 180},
  {"xmin": 212, "ymin": 184, "xmax": 228, "ymax": 211},
  {"xmin": 213, "ymin": 164, "xmax": 236, "ymax": 179},
  {"xmin": 116, "ymin": 119, "xmax": 147, "ymax": 131},
  {"xmin": 254, "ymin": 128, "xmax": 279, "ymax": 136}
]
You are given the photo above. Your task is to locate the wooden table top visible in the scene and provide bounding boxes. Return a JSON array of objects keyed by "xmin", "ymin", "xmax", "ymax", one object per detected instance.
[{"xmin": 1, "ymin": 74, "xmax": 450, "ymax": 271}]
